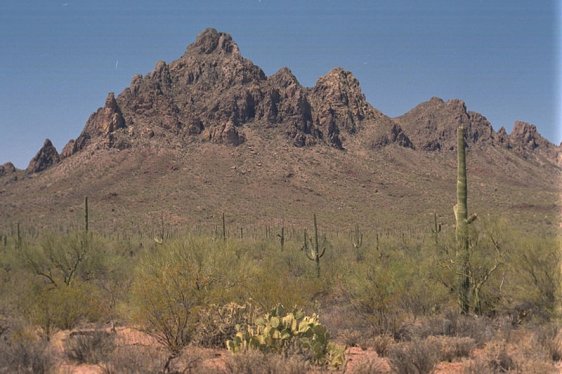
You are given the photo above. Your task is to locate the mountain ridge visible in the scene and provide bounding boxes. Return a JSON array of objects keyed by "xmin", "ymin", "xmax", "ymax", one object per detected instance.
[{"xmin": 1, "ymin": 28, "xmax": 560, "ymax": 233}]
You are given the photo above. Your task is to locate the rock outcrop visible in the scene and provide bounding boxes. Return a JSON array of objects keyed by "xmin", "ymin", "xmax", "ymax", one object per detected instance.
[
  {"xmin": 26, "ymin": 139, "xmax": 60, "ymax": 174},
  {"xmin": 0, "ymin": 162, "xmax": 16, "ymax": 177},
  {"xmin": 505, "ymin": 121, "xmax": 561, "ymax": 166},
  {"xmin": 394, "ymin": 97, "xmax": 494, "ymax": 151}
]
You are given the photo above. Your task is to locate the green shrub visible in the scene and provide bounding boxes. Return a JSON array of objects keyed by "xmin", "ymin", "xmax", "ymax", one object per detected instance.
[
  {"xmin": 23, "ymin": 281, "xmax": 106, "ymax": 335},
  {"xmin": 129, "ymin": 239, "xmax": 211, "ymax": 354}
]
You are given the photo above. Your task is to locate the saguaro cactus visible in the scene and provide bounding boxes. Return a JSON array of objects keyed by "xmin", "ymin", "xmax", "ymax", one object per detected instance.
[
  {"xmin": 300, "ymin": 229, "xmax": 309, "ymax": 252},
  {"xmin": 351, "ymin": 224, "xmax": 363, "ymax": 249},
  {"xmin": 222, "ymin": 212, "xmax": 226, "ymax": 242},
  {"xmin": 455, "ymin": 126, "xmax": 477, "ymax": 314},
  {"xmin": 84, "ymin": 196, "xmax": 89, "ymax": 232},
  {"xmin": 277, "ymin": 223, "xmax": 285, "ymax": 251},
  {"xmin": 304, "ymin": 214, "xmax": 326, "ymax": 278},
  {"xmin": 431, "ymin": 212, "xmax": 441, "ymax": 249},
  {"xmin": 16, "ymin": 222, "xmax": 21, "ymax": 250}
]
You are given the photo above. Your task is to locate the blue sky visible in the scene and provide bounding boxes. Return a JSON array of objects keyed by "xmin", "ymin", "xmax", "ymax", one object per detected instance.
[{"xmin": 0, "ymin": 0, "xmax": 559, "ymax": 167}]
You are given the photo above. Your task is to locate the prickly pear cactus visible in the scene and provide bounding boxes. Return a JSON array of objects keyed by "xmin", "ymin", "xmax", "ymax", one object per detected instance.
[{"xmin": 226, "ymin": 304, "xmax": 343, "ymax": 367}]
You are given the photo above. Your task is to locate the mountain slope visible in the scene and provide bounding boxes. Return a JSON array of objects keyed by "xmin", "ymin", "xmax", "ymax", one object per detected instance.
[{"xmin": 0, "ymin": 28, "xmax": 560, "ymax": 234}]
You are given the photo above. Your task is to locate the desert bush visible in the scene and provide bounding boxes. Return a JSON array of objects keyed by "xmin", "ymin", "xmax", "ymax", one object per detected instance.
[
  {"xmin": 413, "ymin": 311, "xmax": 493, "ymax": 346},
  {"xmin": 387, "ymin": 339, "xmax": 440, "ymax": 374},
  {"xmin": 234, "ymin": 240, "xmax": 328, "ymax": 310},
  {"xmin": 343, "ymin": 234, "xmax": 449, "ymax": 336},
  {"xmin": 192, "ymin": 301, "xmax": 262, "ymax": 348},
  {"xmin": 12, "ymin": 232, "xmax": 130, "ymax": 335},
  {"xmin": 224, "ymin": 350, "xmax": 310, "ymax": 374},
  {"xmin": 128, "ymin": 237, "xmax": 220, "ymax": 370},
  {"xmin": 465, "ymin": 340, "xmax": 516, "ymax": 373},
  {"xmin": 0, "ymin": 333, "xmax": 53, "ymax": 374},
  {"xmin": 350, "ymin": 358, "xmax": 389, "ymax": 374},
  {"xmin": 65, "ymin": 330, "xmax": 115, "ymax": 364},
  {"xmin": 102, "ymin": 345, "xmax": 167, "ymax": 374},
  {"xmin": 539, "ymin": 325, "xmax": 562, "ymax": 362},
  {"xmin": 501, "ymin": 232, "xmax": 561, "ymax": 321},
  {"xmin": 424, "ymin": 335, "xmax": 476, "ymax": 362},
  {"xmin": 338, "ymin": 328, "xmax": 364, "ymax": 347},
  {"xmin": 368, "ymin": 334, "xmax": 395, "ymax": 357},
  {"xmin": 22, "ymin": 280, "xmax": 106, "ymax": 336}
]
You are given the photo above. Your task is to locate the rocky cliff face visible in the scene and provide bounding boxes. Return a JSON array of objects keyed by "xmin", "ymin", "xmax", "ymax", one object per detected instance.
[{"xmin": 26, "ymin": 139, "xmax": 60, "ymax": 174}]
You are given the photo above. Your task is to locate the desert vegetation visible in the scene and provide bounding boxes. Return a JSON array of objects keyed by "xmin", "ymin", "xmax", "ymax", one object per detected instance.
[{"xmin": 0, "ymin": 206, "xmax": 560, "ymax": 373}]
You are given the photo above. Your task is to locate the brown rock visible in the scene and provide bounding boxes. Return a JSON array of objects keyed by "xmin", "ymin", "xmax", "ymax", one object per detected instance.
[
  {"xmin": 26, "ymin": 139, "xmax": 60, "ymax": 174},
  {"xmin": 0, "ymin": 162, "xmax": 16, "ymax": 177},
  {"xmin": 395, "ymin": 97, "xmax": 494, "ymax": 151},
  {"xmin": 186, "ymin": 28, "xmax": 240, "ymax": 55},
  {"xmin": 310, "ymin": 68, "xmax": 374, "ymax": 134},
  {"xmin": 85, "ymin": 92, "xmax": 126, "ymax": 137},
  {"xmin": 507, "ymin": 121, "xmax": 560, "ymax": 166},
  {"xmin": 61, "ymin": 139, "xmax": 76, "ymax": 159},
  {"xmin": 206, "ymin": 120, "xmax": 244, "ymax": 146},
  {"xmin": 495, "ymin": 127, "xmax": 509, "ymax": 145}
]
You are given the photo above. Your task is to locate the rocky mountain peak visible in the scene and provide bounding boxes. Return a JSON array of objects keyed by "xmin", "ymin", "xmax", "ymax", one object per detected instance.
[
  {"xmin": 310, "ymin": 68, "xmax": 375, "ymax": 134},
  {"xmin": 428, "ymin": 96, "xmax": 445, "ymax": 104},
  {"xmin": 510, "ymin": 121, "xmax": 538, "ymax": 147},
  {"xmin": 508, "ymin": 120, "xmax": 554, "ymax": 152},
  {"xmin": 104, "ymin": 92, "xmax": 119, "ymax": 111},
  {"xmin": 504, "ymin": 121, "xmax": 561, "ymax": 166},
  {"xmin": 446, "ymin": 98, "xmax": 467, "ymax": 113},
  {"xmin": 0, "ymin": 162, "xmax": 16, "ymax": 177},
  {"xmin": 87, "ymin": 92, "xmax": 126, "ymax": 137},
  {"xmin": 269, "ymin": 67, "xmax": 300, "ymax": 88},
  {"xmin": 186, "ymin": 28, "xmax": 240, "ymax": 56},
  {"xmin": 313, "ymin": 68, "xmax": 366, "ymax": 106},
  {"xmin": 395, "ymin": 97, "xmax": 493, "ymax": 151},
  {"xmin": 26, "ymin": 139, "xmax": 60, "ymax": 174}
]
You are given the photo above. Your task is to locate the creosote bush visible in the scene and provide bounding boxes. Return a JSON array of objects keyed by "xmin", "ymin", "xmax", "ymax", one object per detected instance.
[{"xmin": 65, "ymin": 330, "xmax": 116, "ymax": 364}]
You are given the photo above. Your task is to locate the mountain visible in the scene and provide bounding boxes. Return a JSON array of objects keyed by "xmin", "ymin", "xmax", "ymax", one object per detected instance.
[{"xmin": 0, "ymin": 28, "xmax": 560, "ymax": 233}]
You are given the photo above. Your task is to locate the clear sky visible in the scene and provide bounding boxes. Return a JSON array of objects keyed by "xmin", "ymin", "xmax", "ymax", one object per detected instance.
[{"xmin": 0, "ymin": 0, "xmax": 559, "ymax": 168}]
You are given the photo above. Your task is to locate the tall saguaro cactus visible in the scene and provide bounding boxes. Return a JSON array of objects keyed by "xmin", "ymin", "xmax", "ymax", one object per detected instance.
[
  {"xmin": 304, "ymin": 214, "xmax": 326, "ymax": 278},
  {"xmin": 84, "ymin": 196, "xmax": 89, "ymax": 232},
  {"xmin": 455, "ymin": 126, "xmax": 476, "ymax": 314}
]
